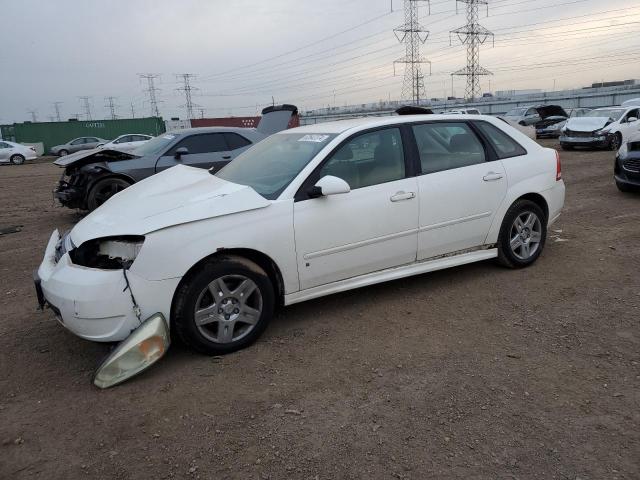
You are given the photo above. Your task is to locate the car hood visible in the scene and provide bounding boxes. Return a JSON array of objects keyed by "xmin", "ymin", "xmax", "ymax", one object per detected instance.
[
  {"xmin": 54, "ymin": 148, "xmax": 138, "ymax": 167},
  {"xmin": 70, "ymin": 164, "xmax": 270, "ymax": 245},
  {"xmin": 564, "ymin": 117, "xmax": 611, "ymax": 132},
  {"xmin": 535, "ymin": 105, "xmax": 568, "ymax": 119}
]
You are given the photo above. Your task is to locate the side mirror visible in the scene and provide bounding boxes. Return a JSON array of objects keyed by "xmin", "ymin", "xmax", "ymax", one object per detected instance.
[
  {"xmin": 628, "ymin": 117, "xmax": 638, "ymax": 123},
  {"xmin": 309, "ymin": 175, "xmax": 351, "ymax": 198},
  {"xmin": 174, "ymin": 147, "xmax": 189, "ymax": 159}
]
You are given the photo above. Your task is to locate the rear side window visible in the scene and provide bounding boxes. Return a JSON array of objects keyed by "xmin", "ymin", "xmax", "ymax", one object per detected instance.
[
  {"xmin": 168, "ymin": 133, "xmax": 228, "ymax": 155},
  {"xmin": 412, "ymin": 122, "xmax": 485, "ymax": 175},
  {"xmin": 474, "ymin": 121, "xmax": 527, "ymax": 159},
  {"xmin": 224, "ymin": 133, "xmax": 252, "ymax": 150}
]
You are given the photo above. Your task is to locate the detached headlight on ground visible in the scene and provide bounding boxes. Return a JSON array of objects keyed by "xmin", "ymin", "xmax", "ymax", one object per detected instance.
[{"xmin": 93, "ymin": 313, "xmax": 170, "ymax": 389}]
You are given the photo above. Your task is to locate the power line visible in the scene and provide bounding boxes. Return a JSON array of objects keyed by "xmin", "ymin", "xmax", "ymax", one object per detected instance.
[
  {"xmin": 450, "ymin": 0, "xmax": 494, "ymax": 100},
  {"xmin": 26, "ymin": 109, "xmax": 38, "ymax": 122},
  {"xmin": 130, "ymin": 101, "xmax": 136, "ymax": 118},
  {"xmin": 104, "ymin": 96, "xmax": 119, "ymax": 120},
  {"xmin": 394, "ymin": 0, "xmax": 431, "ymax": 103},
  {"xmin": 78, "ymin": 96, "xmax": 92, "ymax": 120},
  {"xmin": 138, "ymin": 73, "xmax": 161, "ymax": 117},
  {"xmin": 175, "ymin": 73, "xmax": 199, "ymax": 120}
]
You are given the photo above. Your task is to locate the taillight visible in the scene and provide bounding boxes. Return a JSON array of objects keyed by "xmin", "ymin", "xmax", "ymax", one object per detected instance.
[{"xmin": 555, "ymin": 150, "xmax": 562, "ymax": 181}]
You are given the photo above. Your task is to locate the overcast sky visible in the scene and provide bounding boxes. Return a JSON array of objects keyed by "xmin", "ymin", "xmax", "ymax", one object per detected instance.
[{"xmin": 1, "ymin": 0, "xmax": 638, "ymax": 123}]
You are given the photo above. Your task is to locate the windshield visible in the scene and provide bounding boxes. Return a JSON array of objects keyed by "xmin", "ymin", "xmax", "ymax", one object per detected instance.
[
  {"xmin": 585, "ymin": 109, "xmax": 625, "ymax": 121},
  {"xmin": 132, "ymin": 133, "xmax": 178, "ymax": 155},
  {"xmin": 216, "ymin": 132, "xmax": 337, "ymax": 199},
  {"xmin": 506, "ymin": 108, "xmax": 527, "ymax": 117}
]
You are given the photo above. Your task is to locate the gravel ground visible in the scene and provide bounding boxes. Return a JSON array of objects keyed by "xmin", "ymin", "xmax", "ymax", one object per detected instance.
[{"xmin": 1, "ymin": 141, "xmax": 639, "ymax": 479}]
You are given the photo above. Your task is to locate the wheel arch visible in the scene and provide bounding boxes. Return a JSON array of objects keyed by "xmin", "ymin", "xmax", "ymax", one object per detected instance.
[
  {"xmin": 170, "ymin": 248, "xmax": 286, "ymax": 324},
  {"xmin": 516, "ymin": 192, "xmax": 549, "ymax": 221}
]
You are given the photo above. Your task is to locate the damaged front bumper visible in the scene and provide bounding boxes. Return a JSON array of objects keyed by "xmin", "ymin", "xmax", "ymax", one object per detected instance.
[{"xmin": 35, "ymin": 230, "xmax": 179, "ymax": 342}]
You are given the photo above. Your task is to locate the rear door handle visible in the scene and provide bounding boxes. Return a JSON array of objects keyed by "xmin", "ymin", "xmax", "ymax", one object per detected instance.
[
  {"xmin": 483, "ymin": 172, "xmax": 504, "ymax": 182},
  {"xmin": 390, "ymin": 191, "xmax": 416, "ymax": 202},
  {"xmin": 222, "ymin": 155, "xmax": 231, "ymax": 160}
]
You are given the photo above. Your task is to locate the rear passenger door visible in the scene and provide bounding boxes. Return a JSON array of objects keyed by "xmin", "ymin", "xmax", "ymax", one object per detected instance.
[
  {"xmin": 411, "ymin": 121, "xmax": 507, "ymax": 261},
  {"xmin": 155, "ymin": 133, "xmax": 231, "ymax": 172}
]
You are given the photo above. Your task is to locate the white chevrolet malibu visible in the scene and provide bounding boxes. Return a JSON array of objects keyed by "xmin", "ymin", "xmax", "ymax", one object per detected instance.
[{"xmin": 35, "ymin": 115, "xmax": 564, "ymax": 383}]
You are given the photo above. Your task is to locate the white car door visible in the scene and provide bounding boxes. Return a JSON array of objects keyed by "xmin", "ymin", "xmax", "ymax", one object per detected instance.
[
  {"xmin": 293, "ymin": 127, "xmax": 419, "ymax": 290},
  {"xmin": 0, "ymin": 142, "xmax": 11, "ymax": 162},
  {"xmin": 618, "ymin": 108, "xmax": 640, "ymax": 142},
  {"xmin": 411, "ymin": 121, "xmax": 508, "ymax": 260}
]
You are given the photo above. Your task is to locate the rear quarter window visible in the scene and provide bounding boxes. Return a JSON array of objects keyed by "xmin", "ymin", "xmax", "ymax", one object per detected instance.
[{"xmin": 474, "ymin": 121, "xmax": 527, "ymax": 159}]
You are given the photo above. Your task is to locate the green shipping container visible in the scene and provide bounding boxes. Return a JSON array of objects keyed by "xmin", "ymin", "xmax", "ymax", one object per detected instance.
[{"xmin": 12, "ymin": 117, "xmax": 166, "ymax": 154}]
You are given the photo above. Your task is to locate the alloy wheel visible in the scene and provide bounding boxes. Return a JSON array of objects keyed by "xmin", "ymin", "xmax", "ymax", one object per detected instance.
[
  {"xmin": 509, "ymin": 211, "xmax": 542, "ymax": 260},
  {"xmin": 193, "ymin": 275, "xmax": 263, "ymax": 344}
]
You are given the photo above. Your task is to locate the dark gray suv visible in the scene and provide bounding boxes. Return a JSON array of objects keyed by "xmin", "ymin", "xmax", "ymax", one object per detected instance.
[{"xmin": 53, "ymin": 105, "xmax": 298, "ymax": 211}]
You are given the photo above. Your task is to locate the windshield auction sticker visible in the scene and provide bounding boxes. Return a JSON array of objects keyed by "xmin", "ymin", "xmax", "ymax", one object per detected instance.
[{"xmin": 298, "ymin": 134, "xmax": 330, "ymax": 143}]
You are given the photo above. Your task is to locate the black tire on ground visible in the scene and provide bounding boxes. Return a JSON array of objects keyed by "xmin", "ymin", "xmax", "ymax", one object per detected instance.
[
  {"xmin": 497, "ymin": 199, "xmax": 547, "ymax": 269},
  {"xmin": 561, "ymin": 144, "xmax": 574, "ymax": 151},
  {"xmin": 58, "ymin": 150, "xmax": 69, "ymax": 156},
  {"xmin": 609, "ymin": 133, "xmax": 622, "ymax": 151},
  {"xmin": 10, "ymin": 154, "xmax": 25, "ymax": 165},
  {"xmin": 172, "ymin": 255, "xmax": 275, "ymax": 355},
  {"xmin": 86, "ymin": 177, "xmax": 132, "ymax": 211},
  {"xmin": 616, "ymin": 180, "xmax": 633, "ymax": 192}
]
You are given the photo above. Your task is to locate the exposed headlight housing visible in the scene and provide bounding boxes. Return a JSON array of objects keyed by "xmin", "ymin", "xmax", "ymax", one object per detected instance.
[
  {"xmin": 93, "ymin": 313, "xmax": 170, "ymax": 389},
  {"xmin": 70, "ymin": 235, "xmax": 145, "ymax": 269},
  {"xmin": 595, "ymin": 128, "xmax": 611, "ymax": 136}
]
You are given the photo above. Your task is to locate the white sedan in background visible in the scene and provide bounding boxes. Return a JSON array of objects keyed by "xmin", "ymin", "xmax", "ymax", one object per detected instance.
[
  {"xmin": 35, "ymin": 114, "xmax": 564, "ymax": 387},
  {"xmin": 98, "ymin": 134, "xmax": 153, "ymax": 152},
  {"xmin": 0, "ymin": 140, "xmax": 37, "ymax": 164}
]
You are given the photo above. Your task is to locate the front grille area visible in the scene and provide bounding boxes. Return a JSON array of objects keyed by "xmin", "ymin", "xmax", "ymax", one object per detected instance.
[
  {"xmin": 623, "ymin": 158, "xmax": 640, "ymax": 173},
  {"xmin": 564, "ymin": 130, "xmax": 596, "ymax": 138}
]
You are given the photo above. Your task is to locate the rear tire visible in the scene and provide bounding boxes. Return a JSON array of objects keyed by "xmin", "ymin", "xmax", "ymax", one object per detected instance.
[
  {"xmin": 172, "ymin": 255, "xmax": 275, "ymax": 355},
  {"xmin": 497, "ymin": 199, "xmax": 547, "ymax": 269},
  {"xmin": 87, "ymin": 177, "xmax": 132, "ymax": 211},
  {"xmin": 10, "ymin": 154, "xmax": 25, "ymax": 165}
]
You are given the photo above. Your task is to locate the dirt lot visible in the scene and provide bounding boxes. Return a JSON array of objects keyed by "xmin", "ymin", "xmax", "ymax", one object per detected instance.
[{"xmin": 1, "ymin": 141, "xmax": 639, "ymax": 479}]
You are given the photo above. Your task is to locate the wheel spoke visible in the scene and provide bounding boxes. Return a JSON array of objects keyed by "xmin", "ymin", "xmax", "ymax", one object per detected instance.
[
  {"xmin": 524, "ymin": 213, "xmax": 536, "ymax": 228},
  {"xmin": 514, "ymin": 217, "xmax": 525, "ymax": 233},
  {"xmin": 217, "ymin": 320, "xmax": 235, "ymax": 343},
  {"xmin": 510, "ymin": 235, "xmax": 523, "ymax": 250},
  {"xmin": 530, "ymin": 231, "xmax": 542, "ymax": 243},
  {"xmin": 208, "ymin": 278, "xmax": 229, "ymax": 298},
  {"xmin": 240, "ymin": 306, "xmax": 260, "ymax": 325},
  {"xmin": 233, "ymin": 279, "xmax": 256, "ymax": 301},
  {"xmin": 195, "ymin": 305, "xmax": 218, "ymax": 325},
  {"xmin": 521, "ymin": 242, "xmax": 531, "ymax": 258}
]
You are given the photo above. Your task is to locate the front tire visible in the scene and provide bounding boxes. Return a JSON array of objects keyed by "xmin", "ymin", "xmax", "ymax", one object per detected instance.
[
  {"xmin": 497, "ymin": 199, "xmax": 547, "ymax": 269},
  {"xmin": 172, "ymin": 256, "xmax": 275, "ymax": 355},
  {"xmin": 58, "ymin": 149, "xmax": 69, "ymax": 156},
  {"xmin": 609, "ymin": 133, "xmax": 622, "ymax": 151},
  {"xmin": 10, "ymin": 154, "xmax": 25, "ymax": 165},
  {"xmin": 87, "ymin": 177, "xmax": 132, "ymax": 211}
]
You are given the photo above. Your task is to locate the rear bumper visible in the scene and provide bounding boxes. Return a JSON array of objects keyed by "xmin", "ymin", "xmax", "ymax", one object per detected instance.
[
  {"xmin": 54, "ymin": 183, "xmax": 85, "ymax": 209},
  {"xmin": 37, "ymin": 230, "xmax": 179, "ymax": 342}
]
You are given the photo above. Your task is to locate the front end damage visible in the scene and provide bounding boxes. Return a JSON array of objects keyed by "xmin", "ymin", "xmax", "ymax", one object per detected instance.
[
  {"xmin": 53, "ymin": 149, "xmax": 137, "ymax": 209},
  {"xmin": 35, "ymin": 229, "xmax": 179, "ymax": 387}
]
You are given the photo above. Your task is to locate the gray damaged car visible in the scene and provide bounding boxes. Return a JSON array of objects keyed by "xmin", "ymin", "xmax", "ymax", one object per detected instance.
[{"xmin": 53, "ymin": 105, "xmax": 298, "ymax": 211}]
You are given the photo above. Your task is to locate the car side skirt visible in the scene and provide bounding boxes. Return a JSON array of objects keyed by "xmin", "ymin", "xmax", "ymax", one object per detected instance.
[{"xmin": 284, "ymin": 247, "xmax": 498, "ymax": 306}]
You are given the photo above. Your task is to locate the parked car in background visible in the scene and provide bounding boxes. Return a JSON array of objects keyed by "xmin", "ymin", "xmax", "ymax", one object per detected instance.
[
  {"xmin": 35, "ymin": 114, "xmax": 564, "ymax": 387},
  {"xmin": 504, "ymin": 105, "xmax": 569, "ymax": 139},
  {"xmin": 0, "ymin": 140, "xmax": 37, "ymax": 164},
  {"xmin": 443, "ymin": 108, "xmax": 481, "ymax": 115},
  {"xmin": 51, "ymin": 137, "xmax": 108, "ymax": 156},
  {"xmin": 53, "ymin": 105, "xmax": 298, "ymax": 211},
  {"xmin": 614, "ymin": 131, "xmax": 640, "ymax": 192},
  {"xmin": 536, "ymin": 108, "xmax": 592, "ymax": 139},
  {"xmin": 497, "ymin": 117, "xmax": 536, "ymax": 139},
  {"xmin": 97, "ymin": 134, "xmax": 153, "ymax": 152},
  {"xmin": 560, "ymin": 106, "xmax": 640, "ymax": 151}
]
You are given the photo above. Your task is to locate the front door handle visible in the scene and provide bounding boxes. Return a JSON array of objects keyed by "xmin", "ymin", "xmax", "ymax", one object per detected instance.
[
  {"xmin": 222, "ymin": 155, "xmax": 231, "ymax": 160},
  {"xmin": 390, "ymin": 191, "xmax": 416, "ymax": 202},
  {"xmin": 483, "ymin": 172, "xmax": 504, "ymax": 182}
]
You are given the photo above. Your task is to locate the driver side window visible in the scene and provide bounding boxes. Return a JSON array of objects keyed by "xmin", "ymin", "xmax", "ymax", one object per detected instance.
[
  {"xmin": 318, "ymin": 128, "xmax": 405, "ymax": 190},
  {"xmin": 70, "ymin": 138, "xmax": 84, "ymax": 145}
]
